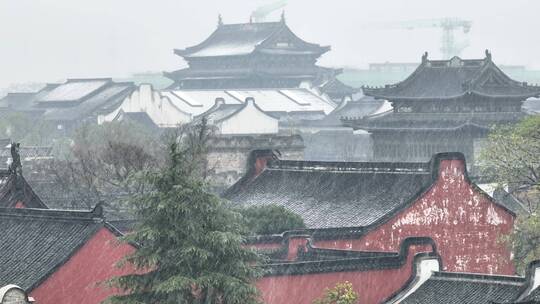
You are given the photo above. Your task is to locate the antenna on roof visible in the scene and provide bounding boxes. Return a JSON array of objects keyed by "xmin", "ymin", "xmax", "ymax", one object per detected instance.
[{"xmin": 217, "ymin": 14, "xmax": 223, "ymax": 27}]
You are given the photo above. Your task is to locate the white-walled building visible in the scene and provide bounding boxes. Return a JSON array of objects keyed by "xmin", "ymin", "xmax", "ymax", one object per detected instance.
[
  {"xmin": 194, "ymin": 97, "xmax": 279, "ymax": 135},
  {"xmin": 98, "ymin": 84, "xmax": 337, "ymax": 128},
  {"xmin": 98, "ymin": 84, "xmax": 190, "ymax": 127}
]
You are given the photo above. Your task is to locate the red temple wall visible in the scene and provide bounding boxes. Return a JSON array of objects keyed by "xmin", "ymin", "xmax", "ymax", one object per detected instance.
[
  {"xmin": 315, "ymin": 159, "xmax": 515, "ymax": 275},
  {"xmin": 256, "ymin": 244, "xmax": 432, "ymax": 304},
  {"xmin": 31, "ymin": 227, "xmax": 136, "ymax": 304}
]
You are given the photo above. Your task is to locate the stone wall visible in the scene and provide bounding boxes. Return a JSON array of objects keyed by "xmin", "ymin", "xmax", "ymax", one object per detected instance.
[{"xmin": 206, "ymin": 134, "xmax": 304, "ymax": 192}]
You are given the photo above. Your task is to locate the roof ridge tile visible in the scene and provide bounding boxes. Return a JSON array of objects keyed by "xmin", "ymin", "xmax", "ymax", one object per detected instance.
[
  {"xmin": 432, "ymin": 271, "xmax": 526, "ymax": 284},
  {"xmin": 0, "ymin": 207, "xmax": 103, "ymax": 222}
]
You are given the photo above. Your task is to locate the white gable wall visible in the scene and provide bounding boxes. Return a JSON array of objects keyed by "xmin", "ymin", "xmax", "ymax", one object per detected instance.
[
  {"xmin": 219, "ymin": 101, "xmax": 278, "ymax": 135},
  {"xmin": 99, "ymin": 84, "xmax": 191, "ymax": 127},
  {"xmin": 100, "ymin": 86, "xmax": 336, "ymax": 129}
]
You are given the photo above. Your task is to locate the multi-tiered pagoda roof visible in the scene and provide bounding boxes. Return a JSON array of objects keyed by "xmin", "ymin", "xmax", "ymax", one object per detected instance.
[
  {"xmin": 174, "ymin": 19, "xmax": 329, "ymax": 58},
  {"xmin": 350, "ymin": 52, "xmax": 540, "ymax": 131},
  {"xmin": 363, "ymin": 51, "xmax": 540, "ymax": 101},
  {"xmin": 344, "ymin": 51, "xmax": 540, "ymax": 163},
  {"xmin": 165, "ymin": 17, "xmax": 344, "ymax": 92}
]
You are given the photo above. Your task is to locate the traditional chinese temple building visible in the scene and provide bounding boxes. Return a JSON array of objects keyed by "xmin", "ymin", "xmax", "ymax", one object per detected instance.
[
  {"xmin": 0, "ymin": 206, "xmax": 136, "ymax": 304},
  {"xmin": 0, "ymin": 144, "xmax": 48, "ymax": 209},
  {"xmin": 0, "ymin": 78, "xmax": 136, "ymax": 132},
  {"xmin": 225, "ymin": 151, "xmax": 518, "ymax": 276},
  {"xmin": 164, "ymin": 15, "xmax": 354, "ymax": 101},
  {"xmin": 0, "ymin": 169, "xmax": 47, "ymax": 209},
  {"xmin": 258, "ymin": 239, "xmax": 540, "ymax": 304},
  {"xmin": 345, "ymin": 51, "xmax": 540, "ymax": 164},
  {"xmin": 258, "ymin": 237, "xmax": 438, "ymax": 304}
]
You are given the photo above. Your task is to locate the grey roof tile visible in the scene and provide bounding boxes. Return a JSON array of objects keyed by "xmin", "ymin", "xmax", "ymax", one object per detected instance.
[
  {"xmin": 225, "ymin": 153, "xmax": 517, "ymax": 231},
  {"xmin": 364, "ymin": 55, "xmax": 540, "ymax": 100},
  {"xmin": 175, "ymin": 21, "xmax": 327, "ymax": 58},
  {"xmin": 521, "ymin": 287, "xmax": 540, "ymax": 303},
  {"xmin": 0, "ymin": 207, "xmax": 105, "ymax": 290},
  {"xmin": 319, "ymin": 97, "xmax": 383, "ymax": 126},
  {"xmin": 401, "ymin": 271, "xmax": 526, "ymax": 304},
  {"xmin": 42, "ymin": 82, "xmax": 134, "ymax": 121},
  {"xmin": 0, "ymin": 170, "xmax": 48, "ymax": 209},
  {"xmin": 224, "ymin": 159, "xmax": 433, "ymax": 229}
]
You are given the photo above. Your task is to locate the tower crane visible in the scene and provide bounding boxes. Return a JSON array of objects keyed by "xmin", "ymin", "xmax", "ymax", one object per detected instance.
[{"xmin": 364, "ymin": 18, "xmax": 473, "ymax": 59}]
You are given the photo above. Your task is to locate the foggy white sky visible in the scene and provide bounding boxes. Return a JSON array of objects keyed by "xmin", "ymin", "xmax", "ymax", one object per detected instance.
[{"xmin": 1, "ymin": 0, "xmax": 539, "ymax": 89}]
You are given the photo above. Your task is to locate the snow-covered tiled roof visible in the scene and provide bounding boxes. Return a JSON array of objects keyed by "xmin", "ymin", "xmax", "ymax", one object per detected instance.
[
  {"xmin": 37, "ymin": 79, "xmax": 110, "ymax": 103},
  {"xmin": 161, "ymin": 88, "xmax": 336, "ymax": 116},
  {"xmin": 179, "ymin": 23, "xmax": 279, "ymax": 58},
  {"xmin": 160, "ymin": 91, "xmax": 242, "ymax": 117},
  {"xmin": 188, "ymin": 43, "xmax": 264, "ymax": 58},
  {"xmin": 175, "ymin": 22, "xmax": 327, "ymax": 58},
  {"xmin": 42, "ymin": 83, "xmax": 133, "ymax": 121}
]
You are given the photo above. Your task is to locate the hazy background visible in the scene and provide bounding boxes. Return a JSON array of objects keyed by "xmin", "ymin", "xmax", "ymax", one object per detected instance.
[{"xmin": 1, "ymin": 0, "xmax": 539, "ymax": 89}]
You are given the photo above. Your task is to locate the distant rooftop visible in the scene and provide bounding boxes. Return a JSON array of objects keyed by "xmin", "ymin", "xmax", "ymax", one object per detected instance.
[
  {"xmin": 174, "ymin": 20, "xmax": 329, "ymax": 59},
  {"xmin": 37, "ymin": 79, "xmax": 110, "ymax": 104},
  {"xmin": 364, "ymin": 51, "xmax": 540, "ymax": 101},
  {"xmin": 160, "ymin": 88, "xmax": 336, "ymax": 117},
  {"xmin": 1, "ymin": 78, "xmax": 136, "ymax": 124}
]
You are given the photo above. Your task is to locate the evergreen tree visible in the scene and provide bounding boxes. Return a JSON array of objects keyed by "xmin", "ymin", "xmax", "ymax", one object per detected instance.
[
  {"xmin": 239, "ymin": 205, "xmax": 305, "ymax": 235},
  {"xmin": 105, "ymin": 139, "xmax": 261, "ymax": 304},
  {"xmin": 479, "ymin": 115, "xmax": 540, "ymax": 210},
  {"xmin": 480, "ymin": 115, "xmax": 540, "ymax": 272}
]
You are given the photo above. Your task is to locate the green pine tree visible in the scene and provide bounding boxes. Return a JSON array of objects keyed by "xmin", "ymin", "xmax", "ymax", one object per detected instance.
[{"xmin": 105, "ymin": 139, "xmax": 262, "ymax": 304}]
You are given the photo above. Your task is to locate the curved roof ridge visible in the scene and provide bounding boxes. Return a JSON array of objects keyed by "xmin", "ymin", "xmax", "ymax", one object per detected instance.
[
  {"xmin": 175, "ymin": 21, "xmax": 286, "ymax": 57},
  {"xmin": 220, "ymin": 21, "xmax": 282, "ymax": 28},
  {"xmin": 219, "ymin": 98, "xmax": 277, "ymax": 123},
  {"xmin": 65, "ymin": 77, "xmax": 113, "ymax": 82},
  {"xmin": 475, "ymin": 59, "xmax": 526, "ymax": 87},
  {"xmin": 175, "ymin": 20, "xmax": 328, "ymax": 58},
  {"xmin": 431, "ymin": 271, "xmax": 526, "ymax": 284},
  {"xmin": 268, "ymin": 158, "xmax": 431, "ymax": 173},
  {"xmin": 262, "ymin": 236, "xmax": 437, "ymax": 276},
  {"xmin": 0, "ymin": 171, "xmax": 48, "ymax": 209},
  {"xmin": 426, "ymin": 56, "xmax": 485, "ymax": 66},
  {"xmin": 0, "ymin": 205, "xmax": 103, "ymax": 222},
  {"xmin": 465, "ymin": 58, "xmax": 492, "ymax": 88},
  {"xmin": 380, "ymin": 60, "xmax": 428, "ymax": 91},
  {"xmin": 256, "ymin": 21, "xmax": 329, "ymax": 52},
  {"xmin": 364, "ymin": 52, "xmax": 540, "ymax": 100}
]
